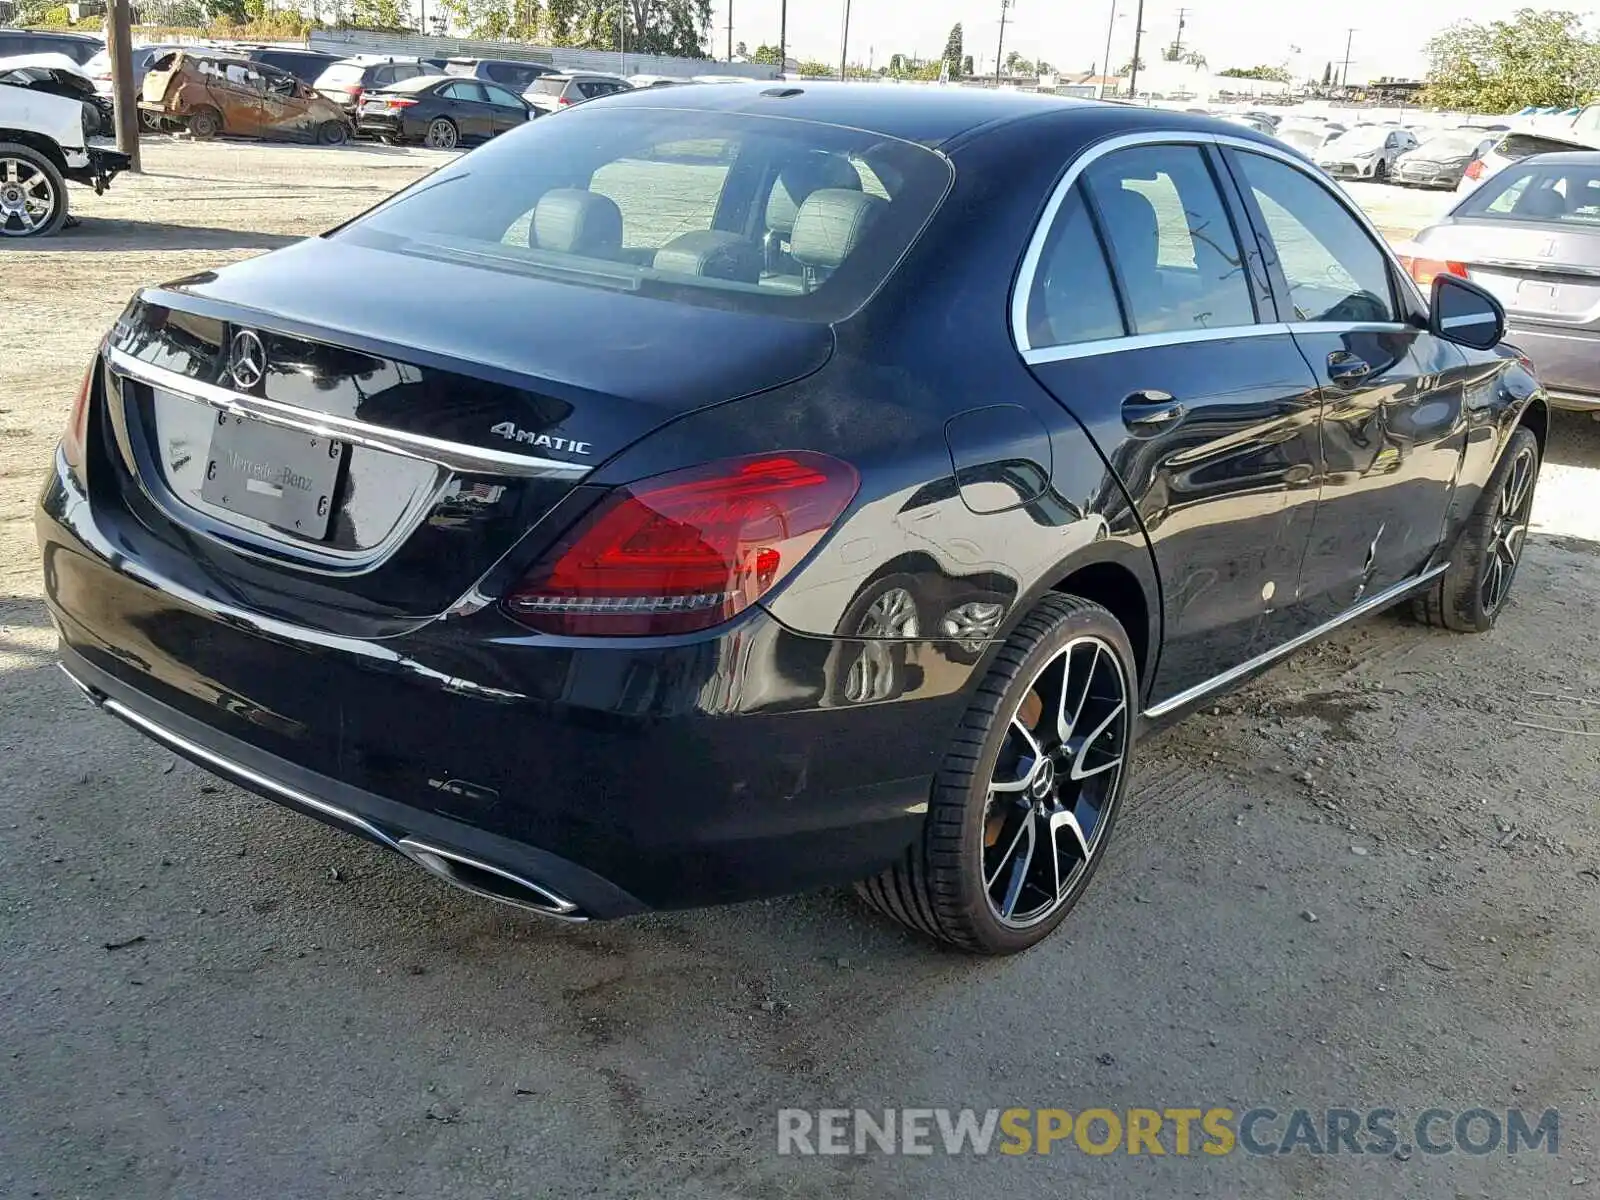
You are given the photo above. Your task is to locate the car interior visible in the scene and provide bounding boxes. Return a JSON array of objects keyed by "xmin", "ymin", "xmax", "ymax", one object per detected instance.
[{"xmin": 484, "ymin": 140, "xmax": 906, "ymax": 297}]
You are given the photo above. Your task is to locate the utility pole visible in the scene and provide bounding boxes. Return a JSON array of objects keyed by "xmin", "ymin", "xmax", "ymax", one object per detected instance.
[
  {"xmin": 727, "ymin": 0, "xmax": 734, "ymax": 62},
  {"xmin": 839, "ymin": 0, "xmax": 851, "ymax": 79},
  {"xmin": 1098, "ymin": 0, "xmax": 1118, "ymax": 97},
  {"xmin": 994, "ymin": 0, "xmax": 1009, "ymax": 85},
  {"xmin": 779, "ymin": 0, "xmax": 787, "ymax": 76},
  {"xmin": 1340, "ymin": 27, "xmax": 1354, "ymax": 88},
  {"xmin": 1127, "ymin": 0, "xmax": 1145, "ymax": 98},
  {"xmin": 1170, "ymin": 6, "xmax": 1188, "ymax": 60},
  {"xmin": 105, "ymin": 0, "xmax": 140, "ymax": 173}
]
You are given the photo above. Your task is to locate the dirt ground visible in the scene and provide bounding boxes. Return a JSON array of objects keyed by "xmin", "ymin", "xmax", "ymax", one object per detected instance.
[{"xmin": 2, "ymin": 139, "xmax": 1598, "ymax": 1199}]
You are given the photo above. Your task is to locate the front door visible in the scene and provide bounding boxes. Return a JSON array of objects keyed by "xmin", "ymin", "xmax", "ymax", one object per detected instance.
[
  {"xmin": 482, "ymin": 82, "xmax": 530, "ymax": 135},
  {"xmin": 1221, "ymin": 146, "xmax": 1468, "ymax": 625},
  {"xmin": 1019, "ymin": 140, "xmax": 1326, "ymax": 701}
]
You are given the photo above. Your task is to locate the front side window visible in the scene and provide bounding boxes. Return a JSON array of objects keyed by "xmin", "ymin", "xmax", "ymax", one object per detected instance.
[
  {"xmin": 337, "ymin": 108, "xmax": 952, "ymax": 320},
  {"xmin": 1082, "ymin": 143, "xmax": 1256, "ymax": 335},
  {"xmin": 1232, "ymin": 150, "xmax": 1397, "ymax": 323},
  {"xmin": 483, "ymin": 83, "xmax": 525, "ymax": 108},
  {"xmin": 1025, "ymin": 185, "xmax": 1125, "ymax": 348}
]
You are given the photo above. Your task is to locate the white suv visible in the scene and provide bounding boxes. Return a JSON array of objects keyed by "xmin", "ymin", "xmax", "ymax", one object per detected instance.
[{"xmin": 0, "ymin": 72, "xmax": 129, "ymax": 236}]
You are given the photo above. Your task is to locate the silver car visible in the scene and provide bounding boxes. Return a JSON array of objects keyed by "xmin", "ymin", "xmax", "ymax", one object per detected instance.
[
  {"xmin": 1317, "ymin": 125, "xmax": 1417, "ymax": 182},
  {"xmin": 1395, "ymin": 130, "xmax": 1497, "ymax": 190},
  {"xmin": 1402, "ymin": 151, "xmax": 1600, "ymax": 412}
]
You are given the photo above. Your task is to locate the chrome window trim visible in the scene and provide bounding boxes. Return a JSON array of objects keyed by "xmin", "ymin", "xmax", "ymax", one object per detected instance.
[
  {"xmin": 1012, "ymin": 130, "xmax": 1429, "ymax": 357},
  {"xmin": 106, "ymin": 347, "xmax": 590, "ymax": 479}
]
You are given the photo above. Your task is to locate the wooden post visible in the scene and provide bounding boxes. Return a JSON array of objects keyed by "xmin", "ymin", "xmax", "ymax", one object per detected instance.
[{"xmin": 105, "ymin": 0, "xmax": 141, "ymax": 172}]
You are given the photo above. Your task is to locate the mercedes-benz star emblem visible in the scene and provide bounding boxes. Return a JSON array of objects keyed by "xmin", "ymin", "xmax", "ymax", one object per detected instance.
[{"xmin": 228, "ymin": 330, "xmax": 267, "ymax": 390}]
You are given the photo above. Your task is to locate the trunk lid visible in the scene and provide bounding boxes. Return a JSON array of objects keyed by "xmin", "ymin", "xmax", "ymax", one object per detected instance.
[{"xmin": 98, "ymin": 237, "xmax": 833, "ymax": 636}]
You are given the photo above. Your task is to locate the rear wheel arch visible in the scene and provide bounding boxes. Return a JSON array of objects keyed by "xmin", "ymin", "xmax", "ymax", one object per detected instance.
[
  {"xmin": 0, "ymin": 129, "xmax": 68, "ymax": 175},
  {"xmin": 1048, "ymin": 557, "xmax": 1155, "ymax": 697}
]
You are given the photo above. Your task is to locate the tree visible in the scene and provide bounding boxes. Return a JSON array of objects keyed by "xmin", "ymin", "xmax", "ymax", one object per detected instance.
[
  {"xmin": 543, "ymin": 0, "xmax": 711, "ymax": 57},
  {"xmin": 1004, "ymin": 49, "xmax": 1034, "ymax": 75},
  {"xmin": 942, "ymin": 22, "xmax": 964, "ymax": 79},
  {"xmin": 343, "ymin": 0, "xmax": 414, "ymax": 31},
  {"xmin": 750, "ymin": 43, "xmax": 783, "ymax": 65},
  {"xmin": 1115, "ymin": 56, "xmax": 1145, "ymax": 75},
  {"xmin": 1218, "ymin": 64, "xmax": 1291, "ymax": 82},
  {"xmin": 962, "ymin": 54, "xmax": 974, "ymax": 76},
  {"xmin": 1322, "ymin": 61, "xmax": 1333, "ymax": 86},
  {"xmin": 435, "ymin": 0, "xmax": 539, "ymax": 40},
  {"xmin": 1181, "ymin": 49, "xmax": 1207, "ymax": 70},
  {"xmin": 797, "ymin": 58, "xmax": 834, "ymax": 77},
  {"xmin": 734, "ymin": 39, "xmax": 747, "ymax": 57},
  {"xmin": 1424, "ymin": 8, "xmax": 1600, "ymax": 112}
]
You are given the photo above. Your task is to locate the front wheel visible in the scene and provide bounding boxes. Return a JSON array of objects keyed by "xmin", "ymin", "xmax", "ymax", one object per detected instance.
[
  {"xmin": 317, "ymin": 120, "xmax": 349, "ymax": 146},
  {"xmin": 1413, "ymin": 425, "xmax": 1540, "ymax": 632},
  {"xmin": 857, "ymin": 594, "xmax": 1137, "ymax": 954},
  {"xmin": 424, "ymin": 118, "xmax": 458, "ymax": 150},
  {"xmin": 0, "ymin": 143, "xmax": 69, "ymax": 238}
]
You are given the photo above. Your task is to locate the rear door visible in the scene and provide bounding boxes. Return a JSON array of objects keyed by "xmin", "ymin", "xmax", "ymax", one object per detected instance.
[
  {"xmin": 1019, "ymin": 138, "xmax": 1326, "ymax": 701},
  {"xmin": 1222, "ymin": 144, "xmax": 1469, "ymax": 623},
  {"xmin": 438, "ymin": 80, "xmax": 494, "ymax": 139}
]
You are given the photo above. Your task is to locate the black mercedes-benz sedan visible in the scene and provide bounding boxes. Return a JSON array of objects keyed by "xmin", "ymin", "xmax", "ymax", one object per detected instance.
[
  {"xmin": 356, "ymin": 74, "xmax": 532, "ymax": 149},
  {"xmin": 37, "ymin": 85, "xmax": 1548, "ymax": 954}
]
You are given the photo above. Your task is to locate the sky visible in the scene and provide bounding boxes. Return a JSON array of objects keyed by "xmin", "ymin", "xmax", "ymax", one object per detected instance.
[{"xmin": 708, "ymin": 0, "xmax": 1598, "ymax": 83}]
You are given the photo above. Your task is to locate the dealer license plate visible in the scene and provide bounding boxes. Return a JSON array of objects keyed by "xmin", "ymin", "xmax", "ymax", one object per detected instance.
[{"xmin": 200, "ymin": 414, "xmax": 346, "ymax": 539}]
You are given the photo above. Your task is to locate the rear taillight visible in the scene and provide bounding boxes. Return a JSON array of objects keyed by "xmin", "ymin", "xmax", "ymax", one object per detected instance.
[
  {"xmin": 1464, "ymin": 158, "xmax": 1485, "ymax": 180},
  {"xmin": 345, "ymin": 85, "xmax": 363, "ymax": 98},
  {"xmin": 506, "ymin": 452, "xmax": 860, "ymax": 636},
  {"xmin": 61, "ymin": 354, "xmax": 96, "ymax": 477},
  {"xmin": 557, "ymin": 95, "xmax": 574, "ymax": 106},
  {"xmin": 1397, "ymin": 255, "xmax": 1469, "ymax": 288},
  {"xmin": 387, "ymin": 98, "xmax": 418, "ymax": 107}
]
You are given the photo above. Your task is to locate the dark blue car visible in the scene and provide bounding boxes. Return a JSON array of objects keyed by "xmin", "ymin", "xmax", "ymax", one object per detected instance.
[{"xmin": 37, "ymin": 85, "xmax": 1548, "ymax": 953}]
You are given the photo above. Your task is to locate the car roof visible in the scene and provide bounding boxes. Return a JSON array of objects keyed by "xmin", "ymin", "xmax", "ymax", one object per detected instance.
[
  {"xmin": 0, "ymin": 27, "xmax": 100, "ymax": 40},
  {"xmin": 595, "ymin": 82, "xmax": 1201, "ymax": 147},
  {"xmin": 383, "ymin": 73, "xmax": 450, "ymax": 92}
]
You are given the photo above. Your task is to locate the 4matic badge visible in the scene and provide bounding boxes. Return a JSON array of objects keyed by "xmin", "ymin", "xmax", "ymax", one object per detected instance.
[{"xmin": 489, "ymin": 422, "xmax": 592, "ymax": 455}]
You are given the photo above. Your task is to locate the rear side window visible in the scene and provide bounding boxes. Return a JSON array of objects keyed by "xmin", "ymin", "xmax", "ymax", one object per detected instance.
[
  {"xmin": 441, "ymin": 80, "xmax": 485, "ymax": 101},
  {"xmin": 1025, "ymin": 186, "xmax": 1125, "ymax": 348},
  {"xmin": 1082, "ymin": 144, "xmax": 1257, "ymax": 335},
  {"xmin": 393, "ymin": 62, "xmax": 424, "ymax": 81},
  {"xmin": 338, "ymin": 108, "xmax": 952, "ymax": 321},
  {"xmin": 1232, "ymin": 150, "xmax": 1397, "ymax": 322}
]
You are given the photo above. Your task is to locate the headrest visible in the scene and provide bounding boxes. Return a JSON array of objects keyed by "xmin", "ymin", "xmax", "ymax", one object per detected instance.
[
  {"xmin": 1517, "ymin": 187, "xmax": 1567, "ymax": 218},
  {"xmin": 766, "ymin": 153, "xmax": 862, "ymax": 237},
  {"xmin": 1095, "ymin": 185, "xmax": 1161, "ymax": 271},
  {"xmin": 532, "ymin": 188, "xmax": 623, "ymax": 256},
  {"xmin": 652, "ymin": 231, "xmax": 762, "ymax": 283},
  {"xmin": 789, "ymin": 189, "xmax": 886, "ymax": 273}
]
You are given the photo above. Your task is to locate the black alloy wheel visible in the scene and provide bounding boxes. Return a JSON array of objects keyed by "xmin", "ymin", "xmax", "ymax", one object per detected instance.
[
  {"xmin": 858, "ymin": 594, "xmax": 1137, "ymax": 954},
  {"xmin": 1414, "ymin": 425, "xmax": 1540, "ymax": 633},
  {"xmin": 425, "ymin": 117, "xmax": 458, "ymax": 150}
]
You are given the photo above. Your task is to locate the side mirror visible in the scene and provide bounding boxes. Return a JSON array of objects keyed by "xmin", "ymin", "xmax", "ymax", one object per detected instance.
[{"xmin": 1430, "ymin": 274, "xmax": 1505, "ymax": 351}]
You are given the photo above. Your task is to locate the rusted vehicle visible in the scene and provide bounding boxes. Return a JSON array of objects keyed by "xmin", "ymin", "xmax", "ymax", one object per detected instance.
[{"xmin": 140, "ymin": 50, "xmax": 350, "ymax": 144}]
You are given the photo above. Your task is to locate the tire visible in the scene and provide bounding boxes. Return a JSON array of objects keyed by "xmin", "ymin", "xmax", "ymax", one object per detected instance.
[
  {"xmin": 1374, "ymin": 159, "xmax": 1389, "ymax": 182},
  {"xmin": 317, "ymin": 120, "xmax": 349, "ymax": 146},
  {"xmin": 1412, "ymin": 425, "xmax": 1540, "ymax": 633},
  {"xmin": 188, "ymin": 106, "xmax": 222, "ymax": 139},
  {"xmin": 140, "ymin": 109, "xmax": 162, "ymax": 132},
  {"xmin": 424, "ymin": 118, "xmax": 458, "ymax": 150},
  {"xmin": 857, "ymin": 594, "xmax": 1138, "ymax": 954},
  {"xmin": 80, "ymin": 99, "xmax": 102, "ymax": 139},
  {"xmin": 0, "ymin": 142, "xmax": 69, "ymax": 239}
]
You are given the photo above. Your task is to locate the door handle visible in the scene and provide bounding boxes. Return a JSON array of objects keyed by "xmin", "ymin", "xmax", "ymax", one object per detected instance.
[
  {"xmin": 1327, "ymin": 351, "xmax": 1372, "ymax": 384},
  {"xmin": 1122, "ymin": 390, "xmax": 1186, "ymax": 431}
]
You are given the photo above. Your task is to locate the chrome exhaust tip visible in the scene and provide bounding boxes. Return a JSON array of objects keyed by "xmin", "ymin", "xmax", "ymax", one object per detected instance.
[{"xmin": 397, "ymin": 837, "xmax": 587, "ymax": 922}]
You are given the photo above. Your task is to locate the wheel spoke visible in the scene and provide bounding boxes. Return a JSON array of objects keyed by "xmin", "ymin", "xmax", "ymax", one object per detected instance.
[
  {"xmin": 1069, "ymin": 700, "xmax": 1127, "ymax": 781},
  {"xmin": 1057, "ymin": 643, "xmax": 1098, "ymax": 743},
  {"xmin": 996, "ymin": 813, "xmax": 1037, "ymax": 917},
  {"xmin": 986, "ymin": 808, "xmax": 1033, "ymax": 889},
  {"xmin": 991, "ymin": 716, "xmax": 1044, "ymax": 793}
]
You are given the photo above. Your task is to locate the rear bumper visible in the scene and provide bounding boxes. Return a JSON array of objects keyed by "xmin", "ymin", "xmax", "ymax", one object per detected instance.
[
  {"xmin": 1507, "ymin": 322, "xmax": 1600, "ymax": 406},
  {"xmin": 37, "ymin": 455, "xmax": 961, "ymax": 914},
  {"xmin": 355, "ymin": 112, "xmax": 417, "ymax": 139}
]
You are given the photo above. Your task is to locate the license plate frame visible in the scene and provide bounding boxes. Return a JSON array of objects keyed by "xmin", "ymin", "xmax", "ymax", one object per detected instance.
[{"xmin": 200, "ymin": 414, "xmax": 346, "ymax": 540}]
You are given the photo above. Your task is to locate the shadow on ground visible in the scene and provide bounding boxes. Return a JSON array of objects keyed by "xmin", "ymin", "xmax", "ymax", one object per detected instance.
[
  {"xmin": 42, "ymin": 219, "xmax": 304, "ymax": 253},
  {"xmin": 1545, "ymin": 409, "xmax": 1600, "ymax": 469}
]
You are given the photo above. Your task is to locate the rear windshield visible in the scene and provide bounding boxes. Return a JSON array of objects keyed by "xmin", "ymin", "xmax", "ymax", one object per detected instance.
[
  {"xmin": 335, "ymin": 107, "xmax": 953, "ymax": 321},
  {"xmin": 531, "ymin": 76, "xmax": 567, "ymax": 95},
  {"xmin": 316, "ymin": 62, "xmax": 366, "ymax": 86},
  {"xmin": 1460, "ymin": 162, "xmax": 1600, "ymax": 224},
  {"xmin": 1412, "ymin": 132, "xmax": 1486, "ymax": 159}
]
